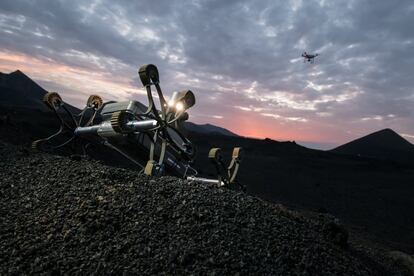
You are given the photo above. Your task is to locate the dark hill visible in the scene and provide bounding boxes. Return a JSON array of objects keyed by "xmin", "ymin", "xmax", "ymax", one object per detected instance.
[
  {"xmin": 183, "ymin": 122, "xmax": 239, "ymax": 137},
  {"xmin": 0, "ymin": 70, "xmax": 237, "ymax": 137},
  {"xmin": 0, "ymin": 70, "xmax": 47, "ymax": 109},
  {"xmin": 0, "ymin": 70, "xmax": 79, "ymax": 113},
  {"xmin": 331, "ymin": 129, "xmax": 414, "ymax": 165},
  {"xmin": 0, "ymin": 70, "xmax": 81, "ymax": 144}
]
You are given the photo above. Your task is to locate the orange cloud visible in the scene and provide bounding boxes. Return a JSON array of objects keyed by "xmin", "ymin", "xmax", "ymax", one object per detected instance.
[{"xmin": 0, "ymin": 50, "xmax": 146, "ymax": 107}]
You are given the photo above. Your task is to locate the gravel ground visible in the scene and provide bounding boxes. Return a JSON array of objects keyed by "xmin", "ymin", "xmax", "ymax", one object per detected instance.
[{"xmin": 0, "ymin": 141, "xmax": 409, "ymax": 275}]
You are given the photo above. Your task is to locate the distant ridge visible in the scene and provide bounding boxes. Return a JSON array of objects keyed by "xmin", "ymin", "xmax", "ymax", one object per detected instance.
[
  {"xmin": 0, "ymin": 70, "xmax": 238, "ymax": 136},
  {"xmin": 0, "ymin": 70, "xmax": 82, "ymax": 113},
  {"xmin": 331, "ymin": 128, "xmax": 414, "ymax": 164},
  {"xmin": 183, "ymin": 122, "xmax": 239, "ymax": 137},
  {"xmin": 0, "ymin": 70, "xmax": 47, "ymax": 108}
]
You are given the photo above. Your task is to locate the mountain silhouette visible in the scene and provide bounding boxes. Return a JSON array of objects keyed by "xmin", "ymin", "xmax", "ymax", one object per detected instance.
[
  {"xmin": 183, "ymin": 122, "xmax": 239, "ymax": 137},
  {"xmin": 0, "ymin": 70, "xmax": 47, "ymax": 109},
  {"xmin": 0, "ymin": 70, "xmax": 238, "ymax": 137},
  {"xmin": 332, "ymin": 128, "xmax": 414, "ymax": 164},
  {"xmin": 0, "ymin": 70, "xmax": 81, "ymax": 113}
]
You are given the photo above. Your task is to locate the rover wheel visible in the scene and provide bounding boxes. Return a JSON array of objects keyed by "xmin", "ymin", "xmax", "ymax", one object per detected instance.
[
  {"xmin": 232, "ymin": 147, "xmax": 242, "ymax": 161},
  {"xmin": 208, "ymin": 148, "xmax": 222, "ymax": 161},
  {"xmin": 31, "ymin": 139, "xmax": 43, "ymax": 150},
  {"xmin": 86, "ymin": 95, "xmax": 103, "ymax": 109},
  {"xmin": 43, "ymin": 92, "xmax": 63, "ymax": 110},
  {"xmin": 138, "ymin": 64, "xmax": 159, "ymax": 86}
]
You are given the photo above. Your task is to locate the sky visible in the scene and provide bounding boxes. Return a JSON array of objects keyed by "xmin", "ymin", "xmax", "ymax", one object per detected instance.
[{"xmin": 1, "ymin": 0, "xmax": 414, "ymax": 149}]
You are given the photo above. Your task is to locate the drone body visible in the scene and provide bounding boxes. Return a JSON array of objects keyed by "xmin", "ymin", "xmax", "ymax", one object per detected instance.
[{"xmin": 302, "ymin": 52, "xmax": 319, "ymax": 63}]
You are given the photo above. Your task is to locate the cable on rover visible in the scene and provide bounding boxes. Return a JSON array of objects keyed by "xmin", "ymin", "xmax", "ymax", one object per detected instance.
[{"xmin": 31, "ymin": 139, "xmax": 44, "ymax": 151}]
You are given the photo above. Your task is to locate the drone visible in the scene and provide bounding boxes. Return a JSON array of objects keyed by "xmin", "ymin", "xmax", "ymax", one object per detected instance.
[
  {"xmin": 301, "ymin": 52, "xmax": 319, "ymax": 63},
  {"xmin": 32, "ymin": 64, "xmax": 243, "ymax": 188}
]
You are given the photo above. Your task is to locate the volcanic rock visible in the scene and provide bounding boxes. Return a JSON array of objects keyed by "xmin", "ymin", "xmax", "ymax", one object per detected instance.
[{"xmin": 0, "ymin": 141, "xmax": 409, "ymax": 275}]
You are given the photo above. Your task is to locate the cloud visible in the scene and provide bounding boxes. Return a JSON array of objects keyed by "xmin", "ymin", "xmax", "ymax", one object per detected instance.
[{"xmin": 0, "ymin": 0, "xmax": 413, "ymax": 147}]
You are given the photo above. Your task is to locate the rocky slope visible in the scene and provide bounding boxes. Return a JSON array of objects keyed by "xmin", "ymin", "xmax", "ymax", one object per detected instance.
[{"xmin": 0, "ymin": 141, "xmax": 409, "ymax": 275}]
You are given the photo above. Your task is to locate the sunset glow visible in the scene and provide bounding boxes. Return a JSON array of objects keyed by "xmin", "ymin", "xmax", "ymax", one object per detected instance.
[{"xmin": 1, "ymin": 1, "xmax": 414, "ymax": 149}]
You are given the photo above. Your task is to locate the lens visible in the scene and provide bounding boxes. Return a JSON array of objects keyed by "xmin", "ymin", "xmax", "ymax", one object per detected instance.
[{"xmin": 175, "ymin": 102, "xmax": 184, "ymax": 111}]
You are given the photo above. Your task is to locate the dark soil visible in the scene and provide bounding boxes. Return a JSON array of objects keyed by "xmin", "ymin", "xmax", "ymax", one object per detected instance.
[
  {"xmin": 0, "ymin": 141, "xmax": 409, "ymax": 275},
  {"xmin": 188, "ymin": 132, "xmax": 414, "ymax": 253}
]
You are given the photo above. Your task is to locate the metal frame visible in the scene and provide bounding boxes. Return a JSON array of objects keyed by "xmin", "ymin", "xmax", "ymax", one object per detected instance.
[{"xmin": 32, "ymin": 64, "xmax": 243, "ymax": 187}]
